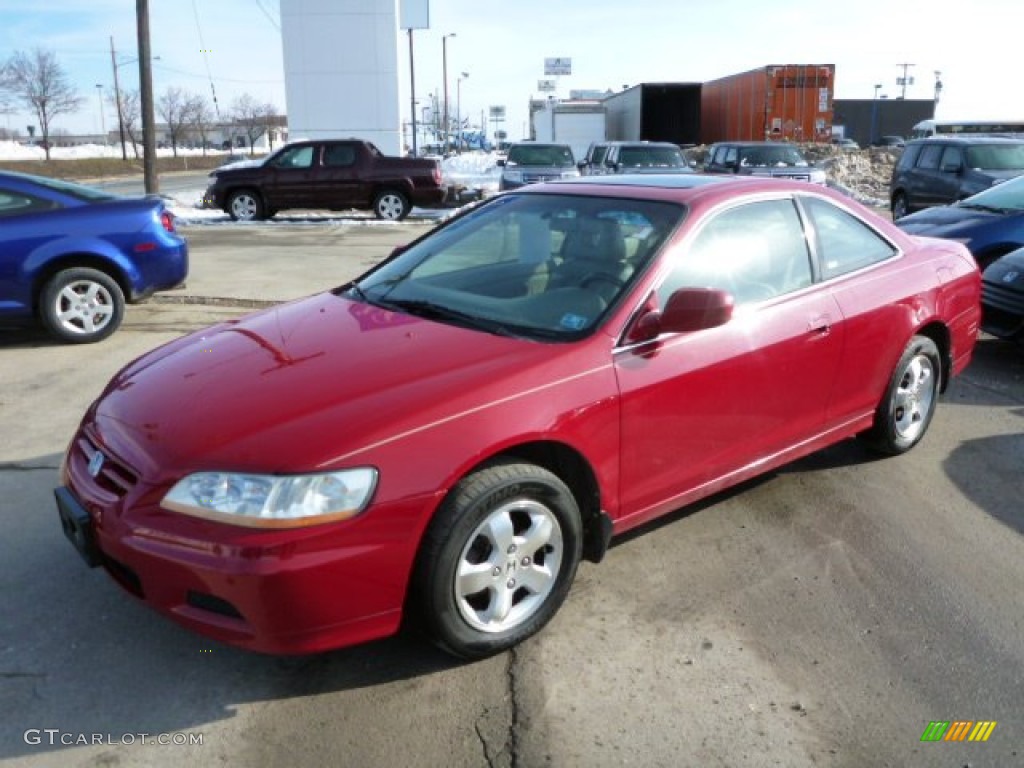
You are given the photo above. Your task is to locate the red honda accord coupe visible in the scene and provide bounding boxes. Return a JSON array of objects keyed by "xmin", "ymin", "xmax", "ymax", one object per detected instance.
[{"xmin": 56, "ymin": 175, "xmax": 981, "ymax": 658}]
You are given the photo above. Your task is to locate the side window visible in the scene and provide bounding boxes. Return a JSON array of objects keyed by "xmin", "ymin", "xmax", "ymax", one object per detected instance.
[
  {"xmin": 939, "ymin": 146, "xmax": 963, "ymax": 172},
  {"xmin": 723, "ymin": 146, "xmax": 738, "ymax": 167},
  {"xmin": 916, "ymin": 145, "xmax": 943, "ymax": 170},
  {"xmin": 272, "ymin": 145, "xmax": 315, "ymax": 169},
  {"xmin": 658, "ymin": 199, "xmax": 811, "ymax": 307},
  {"xmin": 803, "ymin": 197, "xmax": 897, "ymax": 279},
  {"xmin": 895, "ymin": 144, "xmax": 921, "ymax": 171},
  {"xmin": 0, "ymin": 188, "xmax": 57, "ymax": 217},
  {"xmin": 324, "ymin": 144, "xmax": 356, "ymax": 167}
]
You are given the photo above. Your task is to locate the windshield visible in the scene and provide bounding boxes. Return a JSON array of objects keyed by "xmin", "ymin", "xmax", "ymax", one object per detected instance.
[
  {"xmin": 739, "ymin": 146, "xmax": 808, "ymax": 168},
  {"xmin": 618, "ymin": 146, "xmax": 685, "ymax": 168},
  {"xmin": 349, "ymin": 193, "xmax": 685, "ymax": 340},
  {"xmin": 964, "ymin": 144, "xmax": 1024, "ymax": 171},
  {"xmin": 960, "ymin": 173, "xmax": 1024, "ymax": 211},
  {"xmin": 506, "ymin": 144, "xmax": 576, "ymax": 167}
]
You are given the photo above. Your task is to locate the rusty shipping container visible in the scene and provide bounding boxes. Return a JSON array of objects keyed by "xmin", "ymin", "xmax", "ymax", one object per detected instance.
[{"xmin": 701, "ymin": 65, "xmax": 835, "ymax": 144}]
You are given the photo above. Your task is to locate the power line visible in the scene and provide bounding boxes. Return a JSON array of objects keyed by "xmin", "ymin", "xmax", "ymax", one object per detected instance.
[
  {"xmin": 255, "ymin": 0, "xmax": 280, "ymax": 31},
  {"xmin": 191, "ymin": 0, "xmax": 221, "ymax": 117}
]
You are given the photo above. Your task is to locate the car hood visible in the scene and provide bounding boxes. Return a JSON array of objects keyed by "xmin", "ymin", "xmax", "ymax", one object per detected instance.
[
  {"xmin": 89, "ymin": 292, "xmax": 596, "ymax": 481},
  {"xmin": 895, "ymin": 205, "xmax": 1002, "ymax": 236}
]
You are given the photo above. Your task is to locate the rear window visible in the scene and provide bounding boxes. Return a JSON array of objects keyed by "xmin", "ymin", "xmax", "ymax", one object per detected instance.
[
  {"xmin": 13, "ymin": 174, "xmax": 115, "ymax": 203},
  {"xmin": 507, "ymin": 145, "xmax": 575, "ymax": 167}
]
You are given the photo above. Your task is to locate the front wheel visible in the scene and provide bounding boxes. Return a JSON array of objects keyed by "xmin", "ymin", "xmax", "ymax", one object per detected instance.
[
  {"xmin": 891, "ymin": 192, "xmax": 909, "ymax": 220},
  {"xmin": 861, "ymin": 335, "xmax": 942, "ymax": 455},
  {"xmin": 373, "ymin": 190, "xmax": 410, "ymax": 220},
  {"xmin": 227, "ymin": 189, "xmax": 264, "ymax": 221},
  {"xmin": 412, "ymin": 462, "xmax": 583, "ymax": 659},
  {"xmin": 39, "ymin": 267, "xmax": 125, "ymax": 343}
]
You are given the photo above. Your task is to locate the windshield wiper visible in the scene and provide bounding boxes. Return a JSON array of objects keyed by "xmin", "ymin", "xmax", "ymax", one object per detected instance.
[
  {"xmin": 379, "ymin": 298, "xmax": 518, "ymax": 336},
  {"xmin": 956, "ymin": 203, "xmax": 1012, "ymax": 214}
]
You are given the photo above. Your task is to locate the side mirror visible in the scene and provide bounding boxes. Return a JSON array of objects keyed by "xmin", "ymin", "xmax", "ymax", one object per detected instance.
[
  {"xmin": 662, "ymin": 287, "xmax": 734, "ymax": 332},
  {"xmin": 626, "ymin": 288, "xmax": 734, "ymax": 343},
  {"xmin": 496, "ymin": 158, "xmax": 506, "ymax": 167}
]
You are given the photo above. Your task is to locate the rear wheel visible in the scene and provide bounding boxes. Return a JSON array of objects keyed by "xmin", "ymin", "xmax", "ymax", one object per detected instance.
[
  {"xmin": 861, "ymin": 335, "xmax": 941, "ymax": 455},
  {"xmin": 412, "ymin": 462, "xmax": 583, "ymax": 659},
  {"xmin": 39, "ymin": 267, "xmax": 124, "ymax": 344},
  {"xmin": 373, "ymin": 190, "xmax": 410, "ymax": 220}
]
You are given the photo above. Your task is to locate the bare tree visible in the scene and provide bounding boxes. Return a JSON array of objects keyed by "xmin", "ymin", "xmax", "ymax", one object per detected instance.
[
  {"xmin": 187, "ymin": 94, "xmax": 215, "ymax": 155},
  {"xmin": 2, "ymin": 48, "xmax": 83, "ymax": 160},
  {"xmin": 157, "ymin": 86, "xmax": 198, "ymax": 157},
  {"xmin": 115, "ymin": 88, "xmax": 142, "ymax": 159},
  {"xmin": 232, "ymin": 94, "xmax": 277, "ymax": 155}
]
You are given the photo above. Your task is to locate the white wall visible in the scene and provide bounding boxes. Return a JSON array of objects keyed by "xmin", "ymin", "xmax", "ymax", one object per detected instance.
[{"xmin": 280, "ymin": 0, "xmax": 402, "ymax": 155}]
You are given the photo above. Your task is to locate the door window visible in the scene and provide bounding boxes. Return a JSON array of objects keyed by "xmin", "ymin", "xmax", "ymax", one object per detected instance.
[
  {"xmin": 802, "ymin": 197, "xmax": 896, "ymax": 279},
  {"xmin": 659, "ymin": 198, "xmax": 812, "ymax": 306}
]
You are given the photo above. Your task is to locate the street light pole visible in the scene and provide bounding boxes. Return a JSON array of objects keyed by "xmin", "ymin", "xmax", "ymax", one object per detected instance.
[
  {"xmin": 95, "ymin": 84, "xmax": 106, "ymax": 142},
  {"xmin": 871, "ymin": 83, "xmax": 882, "ymax": 146},
  {"xmin": 442, "ymin": 33, "xmax": 455, "ymax": 154},
  {"xmin": 456, "ymin": 72, "xmax": 468, "ymax": 154}
]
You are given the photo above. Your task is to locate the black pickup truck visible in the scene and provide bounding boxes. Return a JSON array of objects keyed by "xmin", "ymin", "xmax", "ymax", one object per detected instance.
[{"xmin": 204, "ymin": 139, "xmax": 445, "ymax": 221}]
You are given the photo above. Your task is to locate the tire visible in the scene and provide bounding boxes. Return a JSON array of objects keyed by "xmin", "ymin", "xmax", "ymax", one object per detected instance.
[
  {"xmin": 413, "ymin": 461, "xmax": 583, "ymax": 659},
  {"xmin": 373, "ymin": 190, "xmax": 410, "ymax": 221},
  {"xmin": 39, "ymin": 267, "xmax": 125, "ymax": 344},
  {"xmin": 227, "ymin": 189, "xmax": 264, "ymax": 221},
  {"xmin": 891, "ymin": 192, "xmax": 909, "ymax": 220},
  {"xmin": 862, "ymin": 335, "xmax": 942, "ymax": 455}
]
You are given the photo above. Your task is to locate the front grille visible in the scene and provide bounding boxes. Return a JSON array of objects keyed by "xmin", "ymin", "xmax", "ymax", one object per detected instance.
[
  {"xmin": 522, "ymin": 172, "xmax": 562, "ymax": 184},
  {"xmin": 75, "ymin": 433, "xmax": 138, "ymax": 498}
]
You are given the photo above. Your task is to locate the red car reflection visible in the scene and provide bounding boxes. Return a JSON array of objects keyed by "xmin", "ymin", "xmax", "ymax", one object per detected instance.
[{"xmin": 56, "ymin": 175, "xmax": 981, "ymax": 658}]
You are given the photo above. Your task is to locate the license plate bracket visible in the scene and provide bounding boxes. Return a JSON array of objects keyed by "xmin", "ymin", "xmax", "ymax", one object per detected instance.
[{"xmin": 55, "ymin": 487, "xmax": 102, "ymax": 568}]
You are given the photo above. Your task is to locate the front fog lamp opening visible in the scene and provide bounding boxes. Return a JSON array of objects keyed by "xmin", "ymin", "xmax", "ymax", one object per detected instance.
[{"xmin": 161, "ymin": 468, "xmax": 378, "ymax": 528}]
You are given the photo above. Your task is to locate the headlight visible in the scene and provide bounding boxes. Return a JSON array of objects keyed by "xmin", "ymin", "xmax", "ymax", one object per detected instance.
[
  {"xmin": 562, "ymin": 169, "xmax": 581, "ymax": 179},
  {"xmin": 504, "ymin": 169, "xmax": 523, "ymax": 183},
  {"xmin": 161, "ymin": 468, "xmax": 377, "ymax": 528}
]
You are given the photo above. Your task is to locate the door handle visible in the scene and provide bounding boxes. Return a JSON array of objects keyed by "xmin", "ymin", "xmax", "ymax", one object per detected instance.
[{"xmin": 807, "ymin": 315, "xmax": 831, "ymax": 334}]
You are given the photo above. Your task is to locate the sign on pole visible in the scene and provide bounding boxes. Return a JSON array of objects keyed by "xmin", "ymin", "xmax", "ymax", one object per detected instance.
[
  {"xmin": 488, "ymin": 105, "xmax": 506, "ymax": 119},
  {"xmin": 537, "ymin": 80, "xmax": 556, "ymax": 93}
]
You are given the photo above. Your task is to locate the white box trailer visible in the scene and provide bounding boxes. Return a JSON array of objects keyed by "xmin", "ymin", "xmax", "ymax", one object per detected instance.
[{"xmin": 532, "ymin": 102, "xmax": 607, "ymax": 163}]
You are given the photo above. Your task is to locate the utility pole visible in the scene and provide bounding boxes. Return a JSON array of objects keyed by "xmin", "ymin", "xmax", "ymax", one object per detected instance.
[
  {"xmin": 408, "ymin": 29, "xmax": 417, "ymax": 156},
  {"xmin": 896, "ymin": 63, "xmax": 915, "ymax": 100},
  {"xmin": 137, "ymin": 0, "xmax": 158, "ymax": 194}
]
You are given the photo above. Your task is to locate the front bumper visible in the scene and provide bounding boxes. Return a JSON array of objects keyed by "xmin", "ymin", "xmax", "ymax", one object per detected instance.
[
  {"xmin": 56, "ymin": 429, "xmax": 428, "ymax": 654},
  {"xmin": 981, "ymin": 279, "xmax": 1024, "ymax": 340}
]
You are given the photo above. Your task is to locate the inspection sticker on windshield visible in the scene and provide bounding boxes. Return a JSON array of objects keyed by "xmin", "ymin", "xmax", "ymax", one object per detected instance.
[{"xmin": 560, "ymin": 313, "xmax": 588, "ymax": 330}]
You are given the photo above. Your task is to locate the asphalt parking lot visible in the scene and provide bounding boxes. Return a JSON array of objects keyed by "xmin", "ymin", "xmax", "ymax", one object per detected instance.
[{"xmin": 2, "ymin": 219, "xmax": 1023, "ymax": 767}]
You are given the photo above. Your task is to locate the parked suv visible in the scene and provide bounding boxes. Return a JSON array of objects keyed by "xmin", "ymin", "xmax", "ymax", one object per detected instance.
[
  {"xmin": 577, "ymin": 142, "xmax": 611, "ymax": 175},
  {"xmin": 889, "ymin": 137, "xmax": 1024, "ymax": 219},
  {"xmin": 704, "ymin": 142, "xmax": 826, "ymax": 185},
  {"xmin": 601, "ymin": 141, "xmax": 693, "ymax": 174},
  {"xmin": 497, "ymin": 143, "xmax": 579, "ymax": 190}
]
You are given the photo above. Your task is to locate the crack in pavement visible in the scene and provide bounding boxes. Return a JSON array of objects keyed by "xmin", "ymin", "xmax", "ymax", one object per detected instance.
[{"xmin": 507, "ymin": 647, "xmax": 521, "ymax": 768}]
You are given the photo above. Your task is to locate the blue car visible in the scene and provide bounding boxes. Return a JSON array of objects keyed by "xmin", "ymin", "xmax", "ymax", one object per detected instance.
[
  {"xmin": 0, "ymin": 171, "xmax": 188, "ymax": 343},
  {"xmin": 894, "ymin": 172, "xmax": 1024, "ymax": 271}
]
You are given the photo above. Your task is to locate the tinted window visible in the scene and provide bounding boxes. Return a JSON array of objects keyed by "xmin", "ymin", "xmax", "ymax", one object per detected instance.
[
  {"xmin": 803, "ymin": 197, "xmax": 896, "ymax": 279},
  {"xmin": 324, "ymin": 144, "xmax": 356, "ymax": 167},
  {"xmin": 964, "ymin": 143, "xmax": 1024, "ymax": 170},
  {"xmin": 660, "ymin": 199, "xmax": 811, "ymax": 306},
  {"xmin": 0, "ymin": 187, "xmax": 59, "ymax": 217},
  {"xmin": 895, "ymin": 144, "xmax": 922, "ymax": 170},
  {"xmin": 506, "ymin": 145, "xmax": 575, "ymax": 167},
  {"xmin": 939, "ymin": 147, "xmax": 963, "ymax": 171},
  {"xmin": 916, "ymin": 145, "xmax": 943, "ymax": 170},
  {"xmin": 590, "ymin": 145, "xmax": 608, "ymax": 164}
]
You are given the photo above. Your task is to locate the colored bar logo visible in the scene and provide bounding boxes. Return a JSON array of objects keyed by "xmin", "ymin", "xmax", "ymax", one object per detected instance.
[{"xmin": 920, "ymin": 721, "xmax": 997, "ymax": 742}]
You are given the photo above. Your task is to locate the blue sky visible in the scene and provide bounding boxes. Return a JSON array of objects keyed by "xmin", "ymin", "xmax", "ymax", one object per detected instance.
[{"xmin": 0, "ymin": 0, "xmax": 1018, "ymax": 141}]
